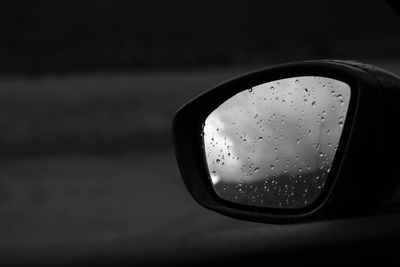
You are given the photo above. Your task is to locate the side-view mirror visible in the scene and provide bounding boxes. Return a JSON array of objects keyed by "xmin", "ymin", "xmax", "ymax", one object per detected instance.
[{"xmin": 173, "ymin": 60, "xmax": 400, "ymax": 223}]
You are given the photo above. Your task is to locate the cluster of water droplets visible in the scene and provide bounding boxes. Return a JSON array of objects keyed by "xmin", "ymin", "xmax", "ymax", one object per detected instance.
[{"xmin": 203, "ymin": 76, "xmax": 350, "ymax": 208}]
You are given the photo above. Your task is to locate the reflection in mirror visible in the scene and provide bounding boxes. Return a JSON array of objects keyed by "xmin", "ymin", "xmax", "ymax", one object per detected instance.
[{"xmin": 203, "ymin": 76, "xmax": 350, "ymax": 209}]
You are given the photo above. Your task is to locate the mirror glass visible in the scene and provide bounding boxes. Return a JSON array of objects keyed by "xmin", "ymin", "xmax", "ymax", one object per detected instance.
[{"xmin": 203, "ymin": 76, "xmax": 351, "ymax": 209}]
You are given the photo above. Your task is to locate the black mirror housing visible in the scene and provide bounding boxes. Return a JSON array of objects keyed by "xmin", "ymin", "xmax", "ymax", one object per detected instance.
[{"xmin": 173, "ymin": 60, "xmax": 400, "ymax": 224}]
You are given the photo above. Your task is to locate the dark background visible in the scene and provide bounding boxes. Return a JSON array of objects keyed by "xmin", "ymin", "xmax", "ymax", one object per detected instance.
[
  {"xmin": 1, "ymin": 0, "xmax": 400, "ymax": 75},
  {"xmin": 0, "ymin": 0, "xmax": 399, "ymax": 253}
]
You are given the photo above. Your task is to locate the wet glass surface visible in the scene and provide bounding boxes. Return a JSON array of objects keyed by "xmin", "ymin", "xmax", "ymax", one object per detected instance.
[{"xmin": 203, "ymin": 76, "xmax": 351, "ymax": 208}]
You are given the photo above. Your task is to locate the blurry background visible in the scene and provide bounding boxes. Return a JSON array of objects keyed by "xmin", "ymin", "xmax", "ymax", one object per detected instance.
[{"xmin": 0, "ymin": 0, "xmax": 400, "ymax": 250}]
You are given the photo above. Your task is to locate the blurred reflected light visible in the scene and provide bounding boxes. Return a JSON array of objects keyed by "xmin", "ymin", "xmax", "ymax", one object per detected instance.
[{"xmin": 203, "ymin": 76, "xmax": 350, "ymax": 208}]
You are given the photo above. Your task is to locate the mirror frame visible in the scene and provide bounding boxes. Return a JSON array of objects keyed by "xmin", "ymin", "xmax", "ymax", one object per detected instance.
[{"xmin": 173, "ymin": 60, "xmax": 386, "ymax": 223}]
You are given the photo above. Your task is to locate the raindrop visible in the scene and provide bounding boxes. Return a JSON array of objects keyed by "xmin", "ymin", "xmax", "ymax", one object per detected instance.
[
  {"xmin": 311, "ymin": 101, "xmax": 316, "ymax": 107},
  {"xmin": 248, "ymin": 88, "xmax": 253, "ymax": 92},
  {"xmin": 258, "ymin": 137, "xmax": 263, "ymax": 141},
  {"xmin": 270, "ymin": 165, "xmax": 275, "ymax": 170},
  {"xmin": 254, "ymin": 167, "xmax": 260, "ymax": 172}
]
